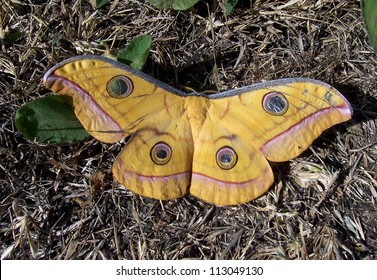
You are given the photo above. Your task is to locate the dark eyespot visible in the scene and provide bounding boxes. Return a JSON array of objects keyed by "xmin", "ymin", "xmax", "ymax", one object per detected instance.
[
  {"xmin": 216, "ymin": 147, "xmax": 238, "ymax": 170},
  {"xmin": 262, "ymin": 92, "xmax": 288, "ymax": 115},
  {"xmin": 107, "ymin": 76, "xmax": 133, "ymax": 98},
  {"xmin": 150, "ymin": 142, "xmax": 172, "ymax": 165}
]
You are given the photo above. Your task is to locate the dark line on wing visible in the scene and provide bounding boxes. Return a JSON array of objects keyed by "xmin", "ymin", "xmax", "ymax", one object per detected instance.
[{"xmin": 219, "ymin": 100, "xmax": 230, "ymax": 120}]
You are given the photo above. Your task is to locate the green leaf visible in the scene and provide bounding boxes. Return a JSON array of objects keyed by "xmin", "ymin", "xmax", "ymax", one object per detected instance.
[
  {"xmin": 16, "ymin": 95, "xmax": 89, "ymax": 144},
  {"xmin": 172, "ymin": 0, "xmax": 200, "ymax": 10},
  {"xmin": 4, "ymin": 29, "xmax": 22, "ymax": 44},
  {"xmin": 117, "ymin": 35, "xmax": 152, "ymax": 70},
  {"xmin": 96, "ymin": 0, "xmax": 110, "ymax": 9},
  {"xmin": 225, "ymin": 0, "xmax": 238, "ymax": 16},
  {"xmin": 361, "ymin": 0, "xmax": 377, "ymax": 51},
  {"xmin": 145, "ymin": 0, "xmax": 199, "ymax": 10},
  {"xmin": 145, "ymin": 0, "xmax": 174, "ymax": 9}
]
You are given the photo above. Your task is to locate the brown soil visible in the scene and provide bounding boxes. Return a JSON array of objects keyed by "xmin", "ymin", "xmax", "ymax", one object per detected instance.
[{"xmin": 1, "ymin": 0, "xmax": 376, "ymax": 259}]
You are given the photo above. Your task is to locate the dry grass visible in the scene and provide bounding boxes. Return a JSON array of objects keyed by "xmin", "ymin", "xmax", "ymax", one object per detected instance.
[{"xmin": 1, "ymin": 0, "xmax": 376, "ymax": 260}]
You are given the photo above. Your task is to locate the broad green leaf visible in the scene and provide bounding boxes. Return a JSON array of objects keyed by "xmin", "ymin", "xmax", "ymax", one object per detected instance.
[
  {"xmin": 16, "ymin": 95, "xmax": 89, "ymax": 144},
  {"xmin": 172, "ymin": 0, "xmax": 200, "ymax": 10},
  {"xmin": 4, "ymin": 29, "xmax": 22, "ymax": 44},
  {"xmin": 146, "ymin": 0, "xmax": 200, "ymax": 10},
  {"xmin": 145, "ymin": 0, "xmax": 174, "ymax": 9},
  {"xmin": 225, "ymin": 0, "xmax": 238, "ymax": 16},
  {"xmin": 96, "ymin": 0, "xmax": 110, "ymax": 9},
  {"xmin": 361, "ymin": 0, "xmax": 377, "ymax": 51},
  {"xmin": 117, "ymin": 35, "xmax": 152, "ymax": 70}
]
